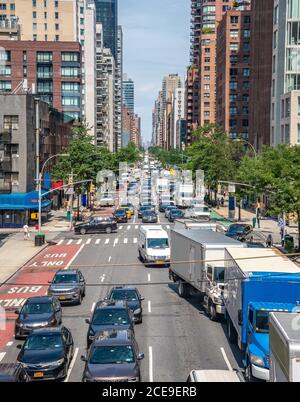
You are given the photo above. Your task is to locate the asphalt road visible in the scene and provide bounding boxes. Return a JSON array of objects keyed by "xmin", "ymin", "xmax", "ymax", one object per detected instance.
[{"xmin": 1, "ymin": 201, "xmax": 243, "ymax": 382}]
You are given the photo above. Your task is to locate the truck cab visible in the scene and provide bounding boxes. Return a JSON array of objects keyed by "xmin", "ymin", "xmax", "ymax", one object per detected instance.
[
  {"xmin": 204, "ymin": 264, "xmax": 225, "ymax": 320},
  {"xmin": 244, "ymin": 302, "xmax": 297, "ymax": 382}
]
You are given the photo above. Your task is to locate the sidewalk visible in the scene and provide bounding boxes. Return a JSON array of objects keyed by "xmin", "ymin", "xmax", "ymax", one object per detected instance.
[{"xmin": 212, "ymin": 204, "xmax": 299, "ymax": 248}]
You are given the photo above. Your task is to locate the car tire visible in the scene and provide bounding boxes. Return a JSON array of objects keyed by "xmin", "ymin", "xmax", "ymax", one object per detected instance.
[
  {"xmin": 208, "ymin": 301, "xmax": 217, "ymax": 322},
  {"xmin": 80, "ymin": 228, "xmax": 86, "ymax": 235},
  {"xmin": 77, "ymin": 293, "xmax": 83, "ymax": 305},
  {"xmin": 178, "ymin": 281, "xmax": 187, "ymax": 298},
  {"xmin": 106, "ymin": 226, "xmax": 112, "ymax": 234}
]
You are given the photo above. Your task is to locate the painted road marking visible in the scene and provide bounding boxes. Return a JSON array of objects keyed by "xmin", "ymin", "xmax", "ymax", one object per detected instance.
[
  {"xmin": 86, "ymin": 238, "xmax": 92, "ymax": 245},
  {"xmin": 64, "ymin": 244, "xmax": 85, "ymax": 271},
  {"xmin": 76, "ymin": 239, "xmax": 82, "ymax": 245},
  {"xmin": 100, "ymin": 274, "xmax": 106, "ymax": 283},
  {"xmin": 113, "ymin": 238, "xmax": 118, "ymax": 247},
  {"xmin": 135, "ymin": 225, "xmax": 138, "ymax": 229},
  {"xmin": 158, "ymin": 215, "xmax": 160, "ymax": 223},
  {"xmin": 148, "ymin": 300, "xmax": 151, "ymax": 313},
  {"xmin": 65, "ymin": 347, "xmax": 79, "ymax": 383},
  {"xmin": 220, "ymin": 347, "xmax": 233, "ymax": 371},
  {"xmin": 58, "ymin": 239, "xmax": 64, "ymax": 246},
  {"xmin": 105, "ymin": 239, "xmax": 110, "ymax": 245},
  {"xmin": 133, "ymin": 217, "xmax": 136, "ymax": 224},
  {"xmin": 119, "ymin": 226, "xmax": 123, "ymax": 230},
  {"xmin": 166, "ymin": 225, "xmax": 170, "ymax": 229},
  {"xmin": 67, "ymin": 240, "xmax": 73, "ymax": 245},
  {"xmin": 6, "ymin": 341, "xmax": 13, "ymax": 347},
  {"xmin": 108, "ymin": 256, "xmax": 111, "ymax": 262},
  {"xmin": 91, "ymin": 302, "xmax": 96, "ymax": 312},
  {"xmin": 148, "ymin": 274, "xmax": 151, "ymax": 282},
  {"xmin": 95, "ymin": 239, "xmax": 101, "ymax": 245},
  {"xmin": 133, "ymin": 238, "xmax": 137, "ymax": 244},
  {"xmin": 149, "ymin": 346, "xmax": 153, "ymax": 382},
  {"xmin": 0, "ymin": 353, "xmax": 5, "ymax": 362},
  {"xmin": 127, "ymin": 225, "xmax": 131, "ymax": 230},
  {"xmin": 124, "ymin": 238, "xmax": 128, "ymax": 244}
]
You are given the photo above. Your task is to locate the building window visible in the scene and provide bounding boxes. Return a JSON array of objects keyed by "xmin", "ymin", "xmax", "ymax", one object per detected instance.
[
  {"xmin": 33, "ymin": 22, "xmax": 37, "ymax": 31},
  {"xmin": 80, "ymin": 6, "xmax": 84, "ymax": 14},
  {"xmin": 242, "ymin": 107, "xmax": 249, "ymax": 115},
  {"xmin": 243, "ymin": 68, "xmax": 250, "ymax": 77},
  {"xmin": 62, "ymin": 82, "xmax": 80, "ymax": 94},
  {"xmin": 61, "ymin": 67, "xmax": 80, "ymax": 78},
  {"xmin": 244, "ymin": 16, "xmax": 251, "ymax": 24},
  {"xmin": 243, "ymin": 55, "xmax": 250, "ymax": 64},
  {"xmin": 0, "ymin": 4, "xmax": 6, "ymax": 10},
  {"xmin": 55, "ymin": 11, "xmax": 59, "ymax": 19},
  {"xmin": 244, "ymin": 29, "xmax": 250, "ymax": 38},
  {"xmin": 288, "ymin": 0, "xmax": 300, "ymax": 18},
  {"xmin": 204, "ymin": 102, "xmax": 210, "ymax": 107},
  {"xmin": 298, "ymin": 124, "xmax": 300, "ymax": 142},
  {"xmin": 204, "ymin": 111, "xmax": 210, "ymax": 117},
  {"xmin": 204, "ymin": 66, "xmax": 210, "ymax": 71},
  {"xmin": 62, "ymin": 96, "xmax": 80, "ymax": 107},
  {"xmin": 32, "ymin": 0, "xmax": 36, "ymax": 6},
  {"xmin": 242, "ymin": 119, "xmax": 249, "ymax": 127},
  {"xmin": 55, "ymin": 35, "xmax": 59, "ymax": 41},
  {"xmin": 204, "ymin": 84, "xmax": 210, "ymax": 90},
  {"xmin": 230, "ymin": 43, "xmax": 239, "ymax": 51},
  {"xmin": 10, "ymin": 4, "xmax": 15, "ymax": 11},
  {"xmin": 61, "ymin": 52, "xmax": 80, "ymax": 62},
  {"xmin": 0, "ymin": 50, "xmax": 10, "ymax": 61},
  {"xmin": 298, "ymin": 97, "xmax": 300, "ymax": 116},
  {"xmin": 23, "ymin": 66, "xmax": 27, "ymax": 77},
  {"xmin": 242, "ymin": 94, "xmax": 249, "ymax": 102},
  {"xmin": 32, "ymin": 11, "xmax": 36, "ymax": 18},
  {"xmin": 204, "ymin": 75, "xmax": 210, "ymax": 81},
  {"xmin": 230, "ymin": 16, "xmax": 239, "ymax": 24},
  {"xmin": 286, "ymin": 98, "xmax": 290, "ymax": 117},
  {"xmin": 37, "ymin": 52, "xmax": 52, "ymax": 63},
  {"xmin": 37, "ymin": 65, "xmax": 52, "ymax": 78},
  {"xmin": 285, "ymin": 124, "xmax": 290, "ymax": 143},
  {"xmin": 230, "ymin": 94, "xmax": 238, "ymax": 102},
  {"xmin": 37, "ymin": 81, "xmax": 53, "ymax": 93},
  {"xmin": 230, "ymin": 30, "xmax": 238, "ymax": 39},
  {"xmin": 243, "ymin": 81, "xmax": 249, "ymax": 90},
  {"xmin": 204, "ymin": 93, "xmax": 210, "ymax": 98},
  {"xmin": 80, "ymin": 17, "xmax": 84, "ymax": 25},
  {"xmin": 44, "ymin": 12, "xmax": 47, "ymax": 19},
  {"xmin": 243, "ymin": 42, "xmax": 250, "ymax": 52},
  {"xmin": 204, "ymin": 48, "xmax": 210, "ymax": 53},
  {"xmin": 3, "ymin": 115, "xmax": 18, "ymax": 129},
  {"xmin": 230, "ymin": 107, "xmax": 238, "ymax": 115},
  {"xmin": 230, "ymin": 68, "xmax": 238, "ymax": 76},
  {"xmin": 204, "ymin": 57, "xmax": 210, "ymax": 63},
  {"xmin": 229, "ymin": 81, "xmax": 238, "ymax": 90},
  {"xmin": 55, "ymin": 23, "xmax": 59, "ymax": 30},
  {"xmin": 80, "ymin": 29, "xmax": 84, "ymax": 36},
  {"xmin": 229, "ymin": 119, "xmax": 237, "ymax": 127},
  {"xmin": 230, "ymin": 55, "xmax": 238, "ymax": 64},
  {"xmin": 55, "ymin": 0, "xmax": 58, "ymax": 7},
  {"xmin": 33, "ymin": 34, "xmax": 37, "ymax": 41},
  {"xmin": 44, "ymin": 0, "xmax": 47, "ymax": 6},
  {"xmin": 44, "ymin": 23, "xmax": 47, "ymax": 30},
  {"xmin": 0, "ymin": 65, "xmax": 11, "ymax": 77}
]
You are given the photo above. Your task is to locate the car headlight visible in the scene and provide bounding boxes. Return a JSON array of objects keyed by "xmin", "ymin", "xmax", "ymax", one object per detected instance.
[
  {"xmin": 17, "ymin": 322, "xmax": 24, "ymax": 327},
  {"xmin": 134, "ymin": 308, "xmax": 141, "ymax": 315},
  {"xmin": 250, "ymin": 354, "xmax": 264, "ymax": 367},
  {"xmin": 49, "ymin": 358, "xmax": 65, "ymax": 367}
]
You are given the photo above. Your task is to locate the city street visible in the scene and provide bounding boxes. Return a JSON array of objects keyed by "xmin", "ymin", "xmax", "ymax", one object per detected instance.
[{"xmin": 0, "ymin": 204, "xmax": 242, "ymax": 382}]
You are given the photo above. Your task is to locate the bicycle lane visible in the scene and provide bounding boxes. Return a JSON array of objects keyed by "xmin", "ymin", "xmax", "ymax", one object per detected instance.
[{"xmin": 0, "ymin": 244, "xmax": 83, "ymax": 353}]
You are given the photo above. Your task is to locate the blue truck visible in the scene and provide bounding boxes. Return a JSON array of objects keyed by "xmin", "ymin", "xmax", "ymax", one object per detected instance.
[{"xmin": 223, "ymin": 247, "xmax": 300, "ymax": 382}]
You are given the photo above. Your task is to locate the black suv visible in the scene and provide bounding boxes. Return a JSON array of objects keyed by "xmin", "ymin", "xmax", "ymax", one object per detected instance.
[
  {"xmin": 81, "ymin": 330, "xmax": 144, "ymax": 382},
  {"xmin": 105, "ymin": 287, "xmax": 144, "ymax": 323},
  {"xmin": 75, "ymin": 217, "xmax": 117, "ymax": 235},
  {"xmin": 85, "ymin": 300, "xmax": 134, "ymax": 348},
  {"xmin": 15, "ymin": 296, "xmax": 62, "ymax": 339},
  {"xmin": 225, "ymin": 223, "xmax": 253, "ymax": 241},
  {"xmin": 48, "ymin": 269, "xmax": 86, "ymax": 305}
]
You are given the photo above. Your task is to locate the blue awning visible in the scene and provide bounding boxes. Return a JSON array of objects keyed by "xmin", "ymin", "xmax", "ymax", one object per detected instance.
[{"xmin": 0, "ymin": 191, "xmax": 51, "ymax": 211}]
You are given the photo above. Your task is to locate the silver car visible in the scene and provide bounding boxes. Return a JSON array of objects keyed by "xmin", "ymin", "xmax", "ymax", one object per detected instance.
[{"xmin": 48, "ymin": 270, "xmax": 86, "ymax": 305}]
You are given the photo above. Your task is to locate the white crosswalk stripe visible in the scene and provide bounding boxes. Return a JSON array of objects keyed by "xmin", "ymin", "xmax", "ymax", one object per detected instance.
[
  {"xmin": 166, "ymin": 225, "xmax": 170, "ymax": 229},
  {"xmin": 124, "ymin": 238, "xmax": 128, "ymax": 244},
  {"xmin": 67, "ymin": 239, "xmax": 73, "ymax": 245},
  {"xmin": 105, "ymin": 238, "xmax": 110, "ymax": 245},
  {"xmin": 86, "ymin": 238, "xmax": 92, "ymax": 245},
  {"xmin": 95, "ymin": 239, "xmax": 101, "ymax": 245},
  {"xmin": 76, "ymin": 239, "xmax": 82, "ymax": 245},
  {"xmin": 133, "ymin": 238, "xmax": 137, "ymax": 244},
  {"xmin": 127, "ymin": 225, "xmax": 131, "ymax": 230},
  {"xmin": 119, "ymin": 226, "xmax": 123, "ymax": 230},
  {"xmin": 58, "ymin": 239, "xmax": 64, "ymax": 245},
  {"xmin": 113, "ymin": 238, "xmax": 118, "ymax": 247}
]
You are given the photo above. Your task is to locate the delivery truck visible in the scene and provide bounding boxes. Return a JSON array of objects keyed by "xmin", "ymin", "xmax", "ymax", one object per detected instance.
[
  {"xmin": 269, "ymin": 312, "xmax": 300, "ymax": 382},
  {"xmin": 169, "ymin": 229, "xmax": 246, "ymax": 321},
  {"xmin": 223, "ymin": 248, "xmax": 300, "ymax": 382}
]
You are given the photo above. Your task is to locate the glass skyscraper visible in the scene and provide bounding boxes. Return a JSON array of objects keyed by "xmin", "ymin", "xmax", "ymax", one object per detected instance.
[
  {"xmin": 123, "ymin": 74, "xmax": 135, "ymax": 113},
  {"xmin": 95, "ymin": 0, "xmax": 118, "ymax": 59}
]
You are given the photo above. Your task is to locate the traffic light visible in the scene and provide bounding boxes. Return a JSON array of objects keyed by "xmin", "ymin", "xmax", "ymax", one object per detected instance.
[{"xmin": 90, "ymin": 183, "xmax": 95, "ymax": 193}]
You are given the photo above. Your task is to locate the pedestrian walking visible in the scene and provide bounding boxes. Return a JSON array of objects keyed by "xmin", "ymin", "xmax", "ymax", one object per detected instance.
[
  {"xmin": 23, "ymin": 224, "xmax": 30, "ymax": 240},
  {"xmin": 266, "ymin": 234, "xmax": 273, "ymax": 248},
  {"xmin": 257, "ymin": 213, "xmax": 261, "ymax": 228}
]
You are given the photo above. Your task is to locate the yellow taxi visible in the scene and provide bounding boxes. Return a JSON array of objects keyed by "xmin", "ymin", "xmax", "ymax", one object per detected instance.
[{"xmin": 117, "ymin": 207, "xmax": 132, "ymax": 220}]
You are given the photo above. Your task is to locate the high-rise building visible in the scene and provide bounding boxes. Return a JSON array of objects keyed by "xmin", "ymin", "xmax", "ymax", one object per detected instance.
[
  {"xmin": 122, "ymin": 74, "xmax": 134, "ymax": 113},
  {"xmin": 0, "ymin": 41, "xmax": 82, "ymax": 122},
  {"xmin": 185, "ymin": 65, "xmax": 198, "ymax": 145},
  {"xmin": 95, "ymin": 0, "xmax": 118, "ymax": 59},
  {"xmin": 115, "ymin": 25, "xmax": 122, "ymax": 150},
  {"xmin": 216, "ymin": 8, "xmax": 251, "ymax": 140},
  {"xmin": 171, "ymin": 87, "xmax": 185, "ymax": 148},
  {"xmin": 152, "ymin": 91, "xmax": 162, "ymax": 146},
  {"xmin": 271, "ymin": 0, "xmax": 300, "ymax": 146},
  {"xmin": 249, "ymin": 0, "xmax": 273, "ymax": 151}
]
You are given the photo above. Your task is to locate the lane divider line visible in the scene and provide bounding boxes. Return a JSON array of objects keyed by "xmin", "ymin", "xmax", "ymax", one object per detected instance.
[
  {"xmin": 65, "ymin": 347, "xmax": 79, "ymax": 383},
  {"xmin": 6, "ymin": 341, "xmax": 13, "ymax": 347},
  {"xmin": 64, "ymin": 244, "xmax": 85, "ymax": 270},
  {"xmin": 148, "ymin": 274, "xmax": 151, "ymax": 282},
  {"xmin": 220, "ymin": 347, "xmax": 233, "ymax": 371},
  {"xmin": 91, "ymin": 302, "xmax": 96, "ymax": 312},
  {"xmin": 100, "ymin": 274, "xmax": 106, "ymax": 283},
  {"xmin": 149, "ymin": 346, "xmax": 153, "ymax": 382},
  {"xmin": 133, "ymin": 238, "xmax": 137, "ymax": 244},
  {"xmin": 127, "ymin": 226, "xmax": 131, "ymax": 230},
  {"xmin": 67, "ymin": 240, "xmax": 73, "ymax": 245},
  {"xmin": 119, "ymin": 226, "xmax": 123, "ymax": 230},
  {"xmin": 108, "ymin": 256, "xmax": 111, "ymax": 262},
  {"xmin": 113, "ymin": 238, "xmax": 118, "ymax": 247},
  {"xmin": 148, "ymin": 300, "xmax": 151, "ymax": 313},
  {"xmin": 135, "ymin": 225, "xmax": 138, "ymax": 229}
]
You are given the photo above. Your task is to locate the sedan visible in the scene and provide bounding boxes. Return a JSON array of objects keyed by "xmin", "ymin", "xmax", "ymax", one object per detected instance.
[
  {"xmin": 138, "ymin": 206, "xmax": 155, "ymax": 218},
  {"xmin": 159, "ymin": 202, "xmax": 175, "ymax": 213},
  {"xmin": 114, "ymin": 209, "xmax": 128, "ymax": 223},
  {"xmin": 16, "ymin": 326, "xmax": 74, "ymax": 381},
  {"xmin": 168, "ymin": 209, "xmax": 185, "ymax": 222},
  {"xmin": 142, "ymin": 211, "xmax": 158, "ymax": 224},
  {"xmin": 74, "ymin": 217, "xmax": 117, "ymax": 235},
  {"xmin": 15, "ymin": 296, "xmax": 62, "ymax": 339},
  {"xmin": 225, "ymin": 224, "xmax": 253, "ymax": 241},
  {"xmin": 106, "ymin": 287, "xmax": 144, "ymax": 323},
  {"xmin": 165, "ymin": 206, "xmax": 179, "ymax": 219},
  {"xmin": 48, "ymin": 270, "xmax": 86, "ymax": 305},
  {"xmin": 120, "ymin": 203, "xmax": 135, "ymax": 215}
]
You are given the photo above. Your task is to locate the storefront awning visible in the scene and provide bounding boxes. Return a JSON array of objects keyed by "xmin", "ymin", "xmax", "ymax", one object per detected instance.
[{"xmin": 0, "ymin": 191, "xmax": 51, "ymax": 211}]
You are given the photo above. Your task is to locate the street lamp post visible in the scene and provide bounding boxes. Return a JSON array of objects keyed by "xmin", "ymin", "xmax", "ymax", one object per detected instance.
[
  {"xmin": 38, "ymin": 153, "xmax": 69, "ymax": 236},
  {"xmin": 234, "ymin": 138, "xmax": 257, "ymax": 158}
]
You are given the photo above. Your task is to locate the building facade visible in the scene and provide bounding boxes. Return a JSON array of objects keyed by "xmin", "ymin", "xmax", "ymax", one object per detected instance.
[
  {"xmin": 95, "ymin": 0, "xmax": 118, "ymax": 59},
  {"xmin": 171, "ymin": 87, "xmax": 185, "ymax": 148},
  {"xmin": 249, "ymin": 0, "xmax": 273, "ymax": 151},
  {"xmin": 271, "ymin": 0, "xmax": 300, "ymax": 146},
  {"xmin": 0, "ymin": 40, "xmax": 82, "ymax": 122},
  {"xmin": 122, "ymin": 74, "xmax": 134, "ymax": 113},
  {"xmin": 0, "ymin": 94, "xmax": 72, "ymax": 227},
  {"xmin": 185, "ymin": 65, "xmax": 199, "ymax": 145},
  {"xmin": 216, "ymin": 9, "xmax": 251, "ymax": 140},
  {"xmin": 115, "ymin": 24, "xmax": 122, "ymax": 150}
]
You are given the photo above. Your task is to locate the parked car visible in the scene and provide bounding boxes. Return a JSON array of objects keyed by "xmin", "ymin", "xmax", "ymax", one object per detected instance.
[
  {"xmin": 85, "ymin": 300, "xmax": 134, "ymax": 348},
  {"xmin": 142, "ymin": 211, "xmax": 158, "ymax": 224},
  {"xmin": 0, "ymin": 363, "xmax": 31, "ymax": 382},
  {"xmin": 74, "ymin": 217, "xmax": 117, "ymax": 235},
  {"xmin": 225, "ymin": 223, "xmax": 253, "ymax": 241},
  {"xmin": 99, "ymin": 193, "xmax": 115, "ymax": 207},
  {"xmin": 159, "ymin": 202, "xmax": 175, "ymax": 213},
  {"xmin": 15, "ymin": 296, "xmax": 62, "ymax": 339},
  {"xmin": 48, "ymin": 269, "xmax": 86, "ymax": 305},
  {"xmin": 114, "ymin": 209, "xmax": 128, "ymax": 223},
  {"xmin": 105, "ymin": 286, "xmax": 144, "ymax": 323},
  {"xmin": 16, "ymin": 326, "xmax": 74, "ymax": 381},
  {"xmin": 138, "ymin": 205, "xmax": 155, "ymax": 218},
  {"xmin": 168, "ymin": 209, "xmax": 185, "ymax": 222},
  {"xmin": 81, "ymin": 330, "xmax": 144, "ymax": 382}
]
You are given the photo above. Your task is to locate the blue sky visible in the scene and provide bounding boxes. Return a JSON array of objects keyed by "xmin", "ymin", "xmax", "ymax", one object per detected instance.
[{"xmin": 119, "ymin": 0, "xmax": 190, "ymax": 143}]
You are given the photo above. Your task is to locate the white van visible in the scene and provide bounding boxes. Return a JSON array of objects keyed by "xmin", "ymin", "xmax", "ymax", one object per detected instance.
[{"xmin": 138, "ymin": 226, "xmax": 170, "ymax": 265}]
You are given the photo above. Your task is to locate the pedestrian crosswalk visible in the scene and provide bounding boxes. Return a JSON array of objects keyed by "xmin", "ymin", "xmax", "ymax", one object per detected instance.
[{"xmin": 56, "ymin": 237, "xmax": 143, "ymax": 246}]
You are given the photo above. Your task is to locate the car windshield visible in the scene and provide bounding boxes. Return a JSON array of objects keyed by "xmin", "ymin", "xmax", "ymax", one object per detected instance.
[
  {"xmin": 24, "ymin": 334, "xmax": 63, "ymax": 350},
  {"xmin": 21, "ymin": 302, "xmax": 53, "ymax": 315},
  {"xmin": 147, "ymin": 238, "xmax": 169, "ymax": 249},
  {"xmin": 228, "ymin": 225, "xmax": 246, "ymax": 234},
  {"xmin": 171, "ymin": 210, "xmax": 183, "ymax": 216},
  {"xmin": 92, "ymin": 309, "xmax": 130, "ymax": 326},
  {"xmin": 213, "ymin": 267, "xmax": 225, "ymax": 282},
  {"xmin": 110, "ymin": 290, "xmax": 138, "ymax": 301},
  {"xmin": 53, "ymin": 274, "xmax": 78, "ymax": 284},
  {"xmin": 255, "ymin": 311, "xmax": 269, "ymax": 333},
  {"xmin": 115, "ymin": 210, "xmax": 126, "ymax": 216},
  {"xmin": 194, "ymin": 207, "xmax": 209, "ymax": 213},
  {"xmin": 90, "ymin": 345, "xmax": 134, "ymax": 364}
]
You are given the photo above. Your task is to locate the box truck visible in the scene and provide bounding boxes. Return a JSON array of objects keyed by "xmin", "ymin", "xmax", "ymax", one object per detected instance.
[
  {"xmin": 169, "ymin": 229, "xmax": 246, "ymax": 321},
  {"xmin": 269, "ymin": 312, "xmax": 300, "ymax": 382},
  {"xmin": 223, "ymin": 248, "xmax": 300, "ymax": 382}
]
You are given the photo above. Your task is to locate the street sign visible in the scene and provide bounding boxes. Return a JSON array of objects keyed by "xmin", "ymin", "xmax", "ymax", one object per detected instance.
[
  {"xmin": 278, "ymin": 218, "xmax": 284, "ymax": 228},
  {"xmin": 228, "ymin": 184, "xmax": 236, "ymax": 193}
]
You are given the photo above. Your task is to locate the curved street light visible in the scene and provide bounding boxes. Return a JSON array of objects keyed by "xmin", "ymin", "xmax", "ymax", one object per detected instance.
[
  {"xmin": 233, "ymin": 138, "xmax": 257, "ymax": 158},
  {"xmin": 38, "ymin": 153, "xmax": 69, "ymax": 236}
]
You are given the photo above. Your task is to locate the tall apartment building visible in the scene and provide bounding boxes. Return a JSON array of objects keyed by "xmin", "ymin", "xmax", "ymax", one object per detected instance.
[
  {"xmin": 249, "ymin": 0, "xmax": 273, "ymax": 151},
  {"xmin": 271, "ymin": 0, "xmax": 300, "ymax": 146},
  {"xmin": 95, "ymin": 0, "xmax": 118, "ymax": 59},
  {"xmin": 95, "ymin": 23, "xmax": 115, "ymax": 152},
  {"xmin": 115, "ymin": 25, "xmax": 122, "ymax": 150},
  {"xmin": 122, "ymin": 74, "xmax": 134, "ymax": 112},
  {"xmin": 0, "ymin": 41, "xmax": 82, "ymax": 122},
  {"xmin": 0, "ymin": 0, "xmax": 98, "ymax": 138},
  {"xmin": 152, "ymin": 91, "xmax": 162, "ymax": 146},
  {"xmin": 171, "ymin": 87, "xmax": 185, "ymax": 148},
  {"xmin": 185, "ymin": 65, "xmax": 199, "ymax": 145},
  {"xmin": 216, "ymin": 9, "xmax": 251, "ymax": 140}
]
